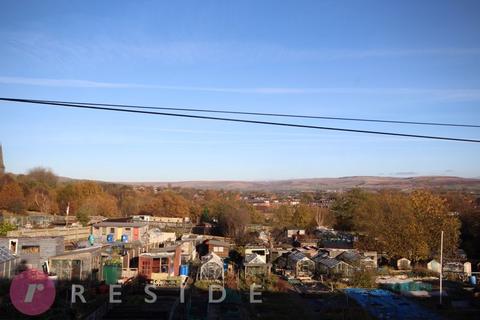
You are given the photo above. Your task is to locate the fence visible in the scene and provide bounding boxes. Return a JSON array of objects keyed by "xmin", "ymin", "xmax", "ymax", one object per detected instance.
[{"xmin": 7, "ymin": 226, "xmax": 90, "ymax": 243}]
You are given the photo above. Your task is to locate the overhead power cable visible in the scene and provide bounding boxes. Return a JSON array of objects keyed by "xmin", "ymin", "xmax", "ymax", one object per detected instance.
[
  {"xmin": 25, "ymin": 98, "xmax": 480, "ymax": 128},
  {"xmin": 1, "ymin": 97, "xmax": 479, "ymax": 143}
]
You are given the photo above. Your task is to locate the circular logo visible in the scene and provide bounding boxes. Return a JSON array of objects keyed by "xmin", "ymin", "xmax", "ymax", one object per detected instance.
[{"xmin": 9, "ymin": 269, "xmax": 56, "ymax": 316}]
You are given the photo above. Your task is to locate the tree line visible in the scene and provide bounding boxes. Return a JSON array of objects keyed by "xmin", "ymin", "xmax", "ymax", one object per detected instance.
[
  {"xmin": 1, "ymin": 168, "xmax": 479, "ymax": 259},
  {"xmin": 329, "ymin": 188, "xmax": 480, "ymax": 261},
  {"xmin": 0, "ymin": 168, "xmax": 256, "ymax": 230},
  {"xmin": 270, "ymin": 188, "xmax": 479, "ymax": 261}
]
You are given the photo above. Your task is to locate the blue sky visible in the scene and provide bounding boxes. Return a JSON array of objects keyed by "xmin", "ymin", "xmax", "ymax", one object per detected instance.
[{"xmin": 0, "ymin": 0, "xmax": 479, "ymax": 181}]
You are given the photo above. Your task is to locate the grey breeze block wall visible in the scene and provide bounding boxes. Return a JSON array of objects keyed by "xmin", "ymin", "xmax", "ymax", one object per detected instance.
[{"xmin": 0, "ymin": 237, "xmax": 64, "ymax": 269}]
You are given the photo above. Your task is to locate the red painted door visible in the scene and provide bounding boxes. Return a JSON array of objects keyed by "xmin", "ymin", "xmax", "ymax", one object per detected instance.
[
  {"xmin": 139, "ymin": 256, "xmax": 152, "ymax": 279},
  {"xmin": 133, "ymin": 227, "xmax": 139, "ymax": 240}
]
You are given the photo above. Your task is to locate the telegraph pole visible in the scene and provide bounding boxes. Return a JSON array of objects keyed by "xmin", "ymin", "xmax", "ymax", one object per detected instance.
[{"xmin": 439, "ymin": 230, "xmax": 444, "ymax": 305}]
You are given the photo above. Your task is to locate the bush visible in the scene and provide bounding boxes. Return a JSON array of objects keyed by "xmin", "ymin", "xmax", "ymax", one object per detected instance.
[
  {"xmin": 350, "ymin": 270, "xmax": 377, "ymax": 288},
  {"xmin": 104, "ymin": 257, "xmax": 122, "ymax": 266},
  {"xmin": 0, "ymin": 221, "xmax": 16, "ymax": 236}
]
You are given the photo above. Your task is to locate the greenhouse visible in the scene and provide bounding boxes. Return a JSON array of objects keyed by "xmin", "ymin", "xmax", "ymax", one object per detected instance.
[
  {"xmin": 198, "ymin": 252, "xmax": 224, "ymax": 282},
  {"xmin": 287, "ymin": 251, "xmax": 315, "ymax": 278}
]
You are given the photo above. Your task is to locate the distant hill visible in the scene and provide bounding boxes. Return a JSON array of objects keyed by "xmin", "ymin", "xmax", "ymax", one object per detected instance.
[{"xmin": 133, "ymin": 176, "xmax": 480, "ymax": 192}]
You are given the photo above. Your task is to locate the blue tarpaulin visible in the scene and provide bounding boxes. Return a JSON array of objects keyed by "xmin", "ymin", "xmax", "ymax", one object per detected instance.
[{"xmin": 345, "ymin": 288, "xmax": 442, "ymax": 320}]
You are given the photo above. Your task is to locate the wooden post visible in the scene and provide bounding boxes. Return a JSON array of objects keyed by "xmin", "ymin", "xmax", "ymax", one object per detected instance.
[{"xmin": 439, "ymin": 230, "xmax": 444, "ymax": 305}]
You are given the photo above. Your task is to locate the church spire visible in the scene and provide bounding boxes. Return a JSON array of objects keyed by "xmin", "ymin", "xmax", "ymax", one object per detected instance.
[{"xmin": 0, "ymin": 144, "xmax": 5, "ymax": 175}]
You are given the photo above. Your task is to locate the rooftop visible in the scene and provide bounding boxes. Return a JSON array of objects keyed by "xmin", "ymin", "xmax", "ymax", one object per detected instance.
[
  {"xmin": 337, "ymin": 250, "xmax": 363, "ymax": 263},
  {"xmin": 201, "ymin": 252, "xmax": 223, "ymax": 264},
  {"xmin": 315, "ymin": 257, "xmax": 343, "ymax": 268},
  {"xmin": 245, "ymin": 253, "xmax": 267, "ymax": 265},
  {"xmin": 206, "ymin": 239, "xmax": 230, "ymax": 247},
  {"xmin": 50, "ymin": 245, "xmax": 105, "ymax": 258},
  {"xmin": 94, "ymin": 222, "xmax": 147, "ymax": 228},
  {"xmin": 150, "ymin": 244, "xmax": 180, "ymax": 253},
  {"xmin": 0, "ymin": 236, "xmax": 64, "ymax": 240},
  {"xmin": 288, "ymin": 250, "xmax": 310, "ymax": 262}
]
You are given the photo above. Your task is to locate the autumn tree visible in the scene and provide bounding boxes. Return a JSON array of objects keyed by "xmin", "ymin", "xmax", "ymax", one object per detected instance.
[
  {"xmin": 410, "ymin": 190, "xmax": 460, "ymax": 258},
  {"xmin": 204, "ymin": 190, "xmax": 221, "ymax": 202},
  {"xmin": 77, "ymin": 193, "xmax": 119, "ymax": 218},
  {"xmin": 249, "ymin": 208, "xmax": 265, "ymax": 224},
  {"xmin": 345, "ymin": 189, "xmax": 460, "ymax": 262},
  {"xmin": 217, "ymin": 207, "xmax": 241, "ymax": 238},
  {"xmin": 291, "ymin": 204, "xmax": 316, "ymax": 229},
  {"xmin": 457, "ymin": 210, "xmax": 480, "ymax": 258},
  {"xmin": 313, "ymin": 206, "xmax": 335, "ymax": 227},
  {"xmin": 273, "ymin": 205, "xmax": 293, "ymax": 228},
  {"xmin": 119, "ymin": 193, "xmax": 144, "ymax": 217},
  {"xmin": 0, "ymin": 180, "xmax": 26, "ymax": 213},
  {"xmin": 443, "ymin": 192, "xmax": 480, "ymax": 258},
  {"xmin": 213, "ymin": 200, "xmax": 251, "ymax": 239},
  {"xmin": 138, "ymin": 191, "xmax": 190, "ymax": 217},
  {"xmin": 26, "ymin": 167, "xmax": 58, "ymax": 188},
  {"xmin": 56, "ymin": 184, "xmax": 78, "ymax": 214},
  {"xmin": 15, "ymin": 168, "xmax": 60, "ymax": 214},
  {"xmin": 56, "ymin": 181, "xmax": 103, "ymax": 214},
  {"xmin": 26, "ymin": 186, "xmax": 59, "ymax": 214},
  {"xmin": 353, "ymin": 191, "xmax": 429, "ymax": 261},
  {"xmin": 331, "ymin": 189, "xmax": 368, "ymax": 231},
  {"xmin": 188, "ymin": 201, "xmax": 202, "ymax": 222}
]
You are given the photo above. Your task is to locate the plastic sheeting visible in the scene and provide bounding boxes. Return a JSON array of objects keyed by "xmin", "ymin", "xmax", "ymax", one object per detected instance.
[{"xmin": 345, "ymin": 288, "xmax": 441, "ymax": 320}]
